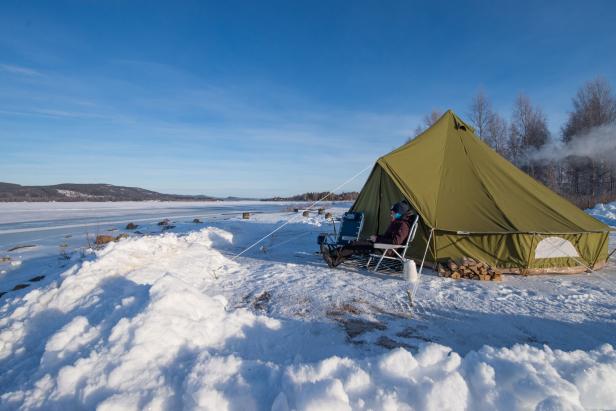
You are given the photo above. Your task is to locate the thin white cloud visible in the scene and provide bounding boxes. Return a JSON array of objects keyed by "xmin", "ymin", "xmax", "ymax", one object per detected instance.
[
  {"xmin": 0, "ymin": 107, "xmax": 113, "ymax": 120},
  {"xmin": 0, "ymin": 63, "xmax": 42, "ymax": 77}
]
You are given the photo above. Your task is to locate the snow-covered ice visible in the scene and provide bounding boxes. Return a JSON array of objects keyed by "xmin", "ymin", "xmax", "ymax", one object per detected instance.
[
  {"xmin": 1, "ymin": 202, "xmax": 615, "ymax": 410},
  {"xmin": 587, "ymin": 201, "xmax": 616, "ymax": 227}
]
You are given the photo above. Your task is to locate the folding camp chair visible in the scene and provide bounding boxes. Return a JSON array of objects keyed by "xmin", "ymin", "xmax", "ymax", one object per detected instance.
[
  {"xmin": 318, "ymin": 211, "xmax": 365, "ymax": 249},
  {"xmin": 367, "ymin": 214, "xmax": 419, "ymax": 272}
]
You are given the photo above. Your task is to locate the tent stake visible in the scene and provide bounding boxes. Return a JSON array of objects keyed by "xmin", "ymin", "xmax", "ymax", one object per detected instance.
[{"xmin": 408, "ymin": 227, "xmax": 434, "ymax": 310}]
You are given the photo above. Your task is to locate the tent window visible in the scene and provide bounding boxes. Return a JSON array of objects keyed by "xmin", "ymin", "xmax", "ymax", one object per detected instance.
[{"xmin": 535, "ymin": 237, "xmax": 579, "ymax": 259}]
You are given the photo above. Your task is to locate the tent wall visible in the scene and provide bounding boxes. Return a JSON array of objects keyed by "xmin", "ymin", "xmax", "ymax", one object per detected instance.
[
  {"xmin": 432, "ymin": 231, "xmax": 608, "ymax": 271},
  {"xmin": 351, "ymin": 161, "xmax": 610, "ymax": 272},
  {"xmin": 351, "ymin": 164, "xmax": 408, "ymax": 240}
]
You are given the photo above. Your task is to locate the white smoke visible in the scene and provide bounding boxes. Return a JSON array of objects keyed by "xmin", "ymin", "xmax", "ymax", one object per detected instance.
[{"xmin": 529, "ymin": 123, "xmax": 616, "ymax": 164}]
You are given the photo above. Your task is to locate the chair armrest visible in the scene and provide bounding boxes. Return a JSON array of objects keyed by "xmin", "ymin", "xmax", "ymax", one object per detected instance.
[{"xmin": 373, "ymin": 243, "xmax": 404, "ymax": 250}]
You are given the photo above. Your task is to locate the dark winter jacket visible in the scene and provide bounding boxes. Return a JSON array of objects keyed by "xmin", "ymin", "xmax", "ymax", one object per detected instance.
[{"xmin": 375, "ymin": 212, "xmax": 415, "ymax": 245}]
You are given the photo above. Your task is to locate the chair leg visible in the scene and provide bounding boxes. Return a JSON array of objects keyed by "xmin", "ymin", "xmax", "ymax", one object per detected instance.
[
  {"xmin": 374, "ymin": 253, "xmax": 386, "ymax": 272},
  {"xmin": 366, "ymin": 255, "xmax": 373, "ymax": 268}
]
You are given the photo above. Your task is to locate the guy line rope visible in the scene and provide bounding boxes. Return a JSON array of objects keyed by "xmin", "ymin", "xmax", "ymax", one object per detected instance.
[{"xmin": 210, "ymin": 164, "xmax": 373, "ymax": 279}]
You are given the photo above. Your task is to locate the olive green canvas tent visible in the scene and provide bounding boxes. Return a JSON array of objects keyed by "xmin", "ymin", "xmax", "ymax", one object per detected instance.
[{"xmin": 351, "ymin": 110, "xmax": 611, "ymax": 274}]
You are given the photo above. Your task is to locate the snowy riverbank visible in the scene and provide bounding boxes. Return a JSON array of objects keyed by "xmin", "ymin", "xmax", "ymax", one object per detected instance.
[{"xmin": 1, "ymin": 202, "xmax": 615, "ymax": 410}]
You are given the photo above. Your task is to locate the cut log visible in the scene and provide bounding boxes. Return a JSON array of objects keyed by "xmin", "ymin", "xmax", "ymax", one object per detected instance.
[{"xmin": 443, "ymin": 258, "xmax": 503, "ymax": 282}]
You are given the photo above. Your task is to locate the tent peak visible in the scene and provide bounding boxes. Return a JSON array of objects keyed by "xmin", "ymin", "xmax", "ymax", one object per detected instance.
[{"xmin": 440, "ymin": 110, "xmax": 475, "ymax": 133}]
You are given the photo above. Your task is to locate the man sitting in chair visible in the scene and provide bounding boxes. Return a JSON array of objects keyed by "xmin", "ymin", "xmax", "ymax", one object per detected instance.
[{"xmin": 321, "ymin": 200, "xmax": 416, "ymax": 268}]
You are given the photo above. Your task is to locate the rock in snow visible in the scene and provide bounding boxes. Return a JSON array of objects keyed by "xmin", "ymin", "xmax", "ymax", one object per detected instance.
[{"xmin": 0, "ymin": 227, "xmax": 615, "ymax": 410}]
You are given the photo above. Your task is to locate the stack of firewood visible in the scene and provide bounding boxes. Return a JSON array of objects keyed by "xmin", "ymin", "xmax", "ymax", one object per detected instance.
[{"xmin": 437, "ymin": 257, "xmax": 502, "ymax": 281}]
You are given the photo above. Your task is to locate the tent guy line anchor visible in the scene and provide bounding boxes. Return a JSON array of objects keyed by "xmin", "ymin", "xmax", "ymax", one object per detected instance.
[
  {"xmin": 209, "ymin": 164, "xmax": 373, "ymax": 279},
  {"xmin": 408, "ymin": 228, "xmax": 434, "ymax": 309}
]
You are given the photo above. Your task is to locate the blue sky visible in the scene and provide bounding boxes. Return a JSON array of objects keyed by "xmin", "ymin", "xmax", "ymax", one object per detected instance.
[{"xmin": 1, "ymin": 1, "xmax": 615, "ymax": 197}]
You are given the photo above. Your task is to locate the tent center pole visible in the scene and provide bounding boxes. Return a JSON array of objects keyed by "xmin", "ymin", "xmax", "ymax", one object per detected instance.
[{"xmin": 409, "ymin": 227, "xmax": 434, "ymax": 308}]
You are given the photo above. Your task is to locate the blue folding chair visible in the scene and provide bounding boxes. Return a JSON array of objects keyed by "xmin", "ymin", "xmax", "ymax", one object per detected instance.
[{"xmin": 317, "ymin": 212, "xmax": 365, "ymax": 249}]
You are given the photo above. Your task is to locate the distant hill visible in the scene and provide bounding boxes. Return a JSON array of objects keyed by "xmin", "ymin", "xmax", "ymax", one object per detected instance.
[
  {"xmin": 263, "ymin": 191, "xmax": 358, "ymax": 202},
  {"xmin": 0, "ymin": 182, "xmax": 218, "ymax": 202}
]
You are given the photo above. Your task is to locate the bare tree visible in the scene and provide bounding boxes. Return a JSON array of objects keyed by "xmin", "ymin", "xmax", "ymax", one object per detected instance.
[
  {"xmin": 485, "ymin": 112, "xmax": 508, "ymax": 156},
  {"xmin": 510, "ymin": 94, "xmax": 550, "ymax": 151},
  {"xmin": 423, "ymin": 110, "xmax": 442, "ymax": 128},
  {"xmin": 506, "ymin": 124, "xmax": 523, "ymax": 165},
  {"xmin": 467, "ymin": 90, "xmax": 510, "ymax": 156},
  {"xmin": 562, "ymin": 76, "xmax": 616, "ymax": 142},
  {"xmin": 468, "ymin": 90, "xmax": 492, "ymax": 140},
  {"xmin": 408, "ymin": 110, "xmax": 443, "ymax": 141},
  {"xmin": 508, "ymin": 94, "xmax": 551, "ymax": 183},
  {"xmin": 561, "ymin": 77, "xmax": 616, "ymax": 205}
]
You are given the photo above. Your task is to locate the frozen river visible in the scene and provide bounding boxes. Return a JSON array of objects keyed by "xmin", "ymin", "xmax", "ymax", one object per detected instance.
[{"xmin": 0, "ymin": 201, "xmax": 349, "ymax": 293}]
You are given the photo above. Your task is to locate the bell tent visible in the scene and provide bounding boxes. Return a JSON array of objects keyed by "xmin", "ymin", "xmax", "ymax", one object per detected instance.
[{"xmin": 351, "ymin": 110, "xmax": 611, "ymax": 274}]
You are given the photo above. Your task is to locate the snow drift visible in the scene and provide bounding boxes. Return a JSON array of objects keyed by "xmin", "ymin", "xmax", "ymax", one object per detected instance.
[
  {"xmin": 587, "ymin": 201, "xmax": 616, "ymax": 226},
  {"xmin": 1, "ymin": 228, "xmax": 616, "ymax": 411}
]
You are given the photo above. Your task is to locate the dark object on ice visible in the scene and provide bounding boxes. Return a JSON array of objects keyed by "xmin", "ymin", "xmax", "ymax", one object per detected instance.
[
  {"xmin": 302, "ymin": 210, "xmax": 310, "ymax": 217},
  {"xmin": 126, "ymin": 222, "xmax": 138, "ymax": 229},
  {"xmin": 95, "ymin": 235, "xmax": 115, "ymax": 245},
  {"xmin": 162, "ymin": 225, "xmax": 176, "ymax": 230},
  {"xmin": 95, "ymin": 234, "xmax": 129, "ymax": 246},
  {"xmin": 12, "ymin": 283, "xmax": 29, "ymax": 291},
  {"xmin": 29, "ymin": 275, "xmax": 45, "ymax": 282},
  {"xmin": 0, "ymin": 291, "xmax": 6, "ymax": 298},
  {"xmin": 242, "ymin": 212, "xmax": 250, "ymax": 219},
  {"xmin": 193, "ymin": 218, "xmax": 202, "ymax": 223},
  {"xmin": 325, "ymin": 212, "xmax": 333, "ymax": 219},
  {"xmin": 252, "ymin": 291, "xmax": 271, "ymax": 311},
  {"xmin": 158, "ymin": 219, "xmax": 171, "ymax": 226},
  {"xmin": 318, "ymin": 208, "xmax": 325, "ymax": 215},
  {"xmin": 95, "ymin": 235, "xmax": 112, "ymax": 244},
  {"xmin": 8, "ymin": 244, "xmax": 36, "ymax": 252}
]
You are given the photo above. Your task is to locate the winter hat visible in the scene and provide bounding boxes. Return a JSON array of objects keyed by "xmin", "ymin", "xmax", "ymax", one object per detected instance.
[{"xmin": 391, "ymin": 201, "xmax": 411, "ymax": 215}]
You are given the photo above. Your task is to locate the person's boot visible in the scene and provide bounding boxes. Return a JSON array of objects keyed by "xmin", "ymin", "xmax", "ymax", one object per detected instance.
[
  {"xmin": 331, "ymin": 252, "xmax": 345, "ymax": 267},
  {"xmin": 320, "ymin": 244, "xmax": 336, "ymax": 268}
]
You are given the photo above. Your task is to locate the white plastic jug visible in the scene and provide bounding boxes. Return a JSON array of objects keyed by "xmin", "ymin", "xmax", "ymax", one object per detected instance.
[{"xmin": 403, "ymin": 259, "xmax": 418, "ymax": 283}]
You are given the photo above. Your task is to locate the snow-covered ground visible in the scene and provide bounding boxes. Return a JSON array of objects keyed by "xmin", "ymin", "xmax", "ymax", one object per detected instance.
[
  {"xmin": 587, "ymin": 201, "xmax": 616, "ymax": 226},
  {"xmin": 1, "ymin": 201, "xmax": 615, "ymax": 410}
]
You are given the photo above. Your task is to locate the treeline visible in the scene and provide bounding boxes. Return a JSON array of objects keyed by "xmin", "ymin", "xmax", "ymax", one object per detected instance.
[
  {"xmin": 412, "ymin": 77, "xmax": 616, "ymax": 208},
  {"xmin": 0, "ymin": 182, "xmax": 217, "ymax": 202},
  {"xmin": 264, "ymin": 192, "xmax": 359, "ymax": 202}
]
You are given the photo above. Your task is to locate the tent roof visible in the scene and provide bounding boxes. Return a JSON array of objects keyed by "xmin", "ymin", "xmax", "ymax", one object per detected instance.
[{"xmin": 377, "ymin": 110, "xmax": 609, "ymax": 234}]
